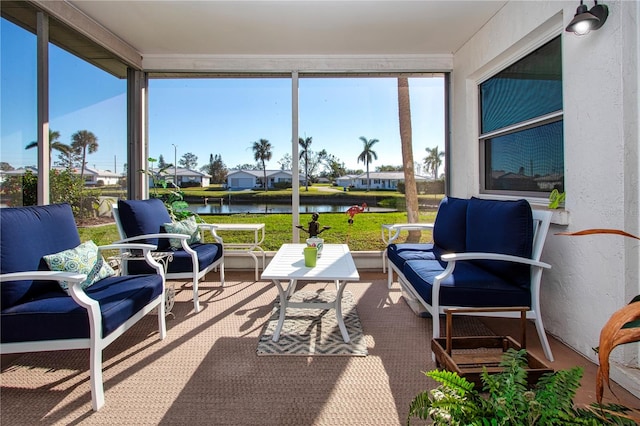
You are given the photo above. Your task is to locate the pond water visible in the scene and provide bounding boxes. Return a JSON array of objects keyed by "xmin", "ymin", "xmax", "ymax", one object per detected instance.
[{"xmin": 188, "ymin": 202, "xmax": 396, "ymax": 215}]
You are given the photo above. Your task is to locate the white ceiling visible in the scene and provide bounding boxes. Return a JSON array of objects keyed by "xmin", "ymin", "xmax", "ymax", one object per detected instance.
[{"xmin": 69, "ymin": 1, "xmax": 508, "ymax": 56}]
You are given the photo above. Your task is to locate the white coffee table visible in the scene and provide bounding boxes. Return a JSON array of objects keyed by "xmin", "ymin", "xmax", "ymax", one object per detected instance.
[{"xmin": 261, "ymin": 243, "xmax": 360, "ymax": 343}]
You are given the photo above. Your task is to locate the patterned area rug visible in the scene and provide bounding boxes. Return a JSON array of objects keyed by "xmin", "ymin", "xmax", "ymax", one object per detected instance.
[{"xmin": 257, "ymin": 290, "xmax": 368, "ymax": 356}]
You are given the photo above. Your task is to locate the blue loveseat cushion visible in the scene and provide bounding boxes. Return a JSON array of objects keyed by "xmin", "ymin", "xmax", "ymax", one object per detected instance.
[
  {"xmin": 387, "ymin": 197, "xmax": 469, "ymax": 272},
  {"xmin": 1, "ymin": 274, "xmax": 163, "ymax": 343},
  {"xmin": 466, "ymin": 197, "xmax": 533, "ymax": 288},
  {"xmin": 402, "ymin": 259, "xmax": 531, "ymax": 308},
  {"xmin": 387, "ymin": 243, "xmax": 437, "ymax": 271},
  {"xmin": 432, "ymin": 197, "xmax": 468, "ymax": 253},
  {"xmin": 0, "ymin": 204, "xmax": 81, "ymax": 310},
  {"xmin": 126, "ymin": 242, "xmax": 223, "ymax": 275},
  {"xmin": 117, "ymin": 199, "xmax": 172, "ymax": 251}
]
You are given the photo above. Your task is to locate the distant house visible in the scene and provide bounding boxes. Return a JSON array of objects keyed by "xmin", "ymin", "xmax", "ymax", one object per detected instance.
[
  {"xmin": 152, "ymin": 167, "xmax": 211, "ymax": 187},
  {"xmin": 226, "ymin": 169, "xmax": 305, "ymax": 189},
  {"xmin": 335, "ymin": 174, "xmax": 359, "ymax": 188},
  {"xmin": 0, "ymin": 166, "xmax": 38, "ymax": 184},
  {"xmin": 0, "ymin": 166, "xmax": 122, "ymax": 186},
  {"xmin": 77, "ymin": 167, "xmax": 121, "ymax": 186},
  {"xmin": 337, "ymin": 172, "xmax": 429, "ymax": 190}
]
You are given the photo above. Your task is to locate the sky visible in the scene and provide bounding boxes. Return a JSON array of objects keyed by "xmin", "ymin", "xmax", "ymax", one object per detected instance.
[{"xmin": 1, "ymin": 18, "xmax": 445, "ymax": 177}]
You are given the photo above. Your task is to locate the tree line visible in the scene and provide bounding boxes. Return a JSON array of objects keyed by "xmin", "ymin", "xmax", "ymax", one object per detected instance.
[
  {"xmin": 154, "ymin": 136, "xmax": 444, "ymax": 192},
  {"xmin": 21, "ymin": 129, "xmax": 102, "ymax": 183},
  {"xmin": 12, "ymin": 127, "xmax": 444, "ymax": 191}
]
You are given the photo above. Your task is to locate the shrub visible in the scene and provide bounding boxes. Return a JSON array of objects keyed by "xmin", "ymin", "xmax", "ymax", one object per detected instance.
[
  {"xmin": 273, "ymin": 181, "xmax": 293, "ymax": 190},
  {"xmin": 1, "ymin": 169, "xmax": 94, "ymax": 218},
  {"xmin": 407, "ymin": 348, "xmax": 637, "ymax": 425}
]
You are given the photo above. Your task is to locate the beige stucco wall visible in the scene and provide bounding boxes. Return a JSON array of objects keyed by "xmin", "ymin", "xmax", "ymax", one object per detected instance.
[{"xmin": 451, "ymin": 0, "xmax": 640, "ymax": 396}]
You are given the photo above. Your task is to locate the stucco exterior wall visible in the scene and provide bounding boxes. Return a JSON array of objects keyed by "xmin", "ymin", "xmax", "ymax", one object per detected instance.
[{"xmin": 451, "ymin": 0, "xmax": 640, "ymax": 396}]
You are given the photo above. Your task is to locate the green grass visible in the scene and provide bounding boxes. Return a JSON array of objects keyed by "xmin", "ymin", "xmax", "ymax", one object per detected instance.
[{"xmin": 79, "ymin": 211, "xmax": 436, "ymax": 252}]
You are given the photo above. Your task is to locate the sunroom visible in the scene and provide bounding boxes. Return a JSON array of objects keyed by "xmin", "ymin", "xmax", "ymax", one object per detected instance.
[{"xmin": 1, "ymin": 0, "xmax": 638, "ymax": 421}]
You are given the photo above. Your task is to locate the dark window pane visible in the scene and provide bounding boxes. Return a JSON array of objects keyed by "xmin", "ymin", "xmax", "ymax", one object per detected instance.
[
  {"xmin": 480, "ymin": 37, "xmax": 562, "ymax": 134},
  {"xmin": 484, "ymin": 120, "xmax": 564, "ymax": 193}
]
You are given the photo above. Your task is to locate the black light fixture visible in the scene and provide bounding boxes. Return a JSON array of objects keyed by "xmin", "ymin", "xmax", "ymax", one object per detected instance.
[{"xmin": 565, "ymin": 1, "xmax": 609, "ymax": 35}]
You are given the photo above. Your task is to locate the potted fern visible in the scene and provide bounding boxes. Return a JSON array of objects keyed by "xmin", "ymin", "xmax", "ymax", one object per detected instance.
[{"xmin": 407, "ymin": 348, "xmax": 638, "ymax": 425}]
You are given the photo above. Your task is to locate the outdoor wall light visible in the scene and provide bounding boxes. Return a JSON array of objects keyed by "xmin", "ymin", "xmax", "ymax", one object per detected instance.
[{"xmin": 565, "ymin": 1, "xmax": 609, "ymax": 35}]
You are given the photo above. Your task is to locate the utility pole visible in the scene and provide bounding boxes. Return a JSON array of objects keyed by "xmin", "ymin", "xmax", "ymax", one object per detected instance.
[{"xmin": 172, "ymin": 143, "xmax": 178, "ymax": 187}]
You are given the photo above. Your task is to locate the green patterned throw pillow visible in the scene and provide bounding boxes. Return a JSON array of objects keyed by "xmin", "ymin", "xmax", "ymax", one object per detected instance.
[
  {"xmin": 43, "ymin": 240, "xmax": 116, "ymax": 294},
  {"xmin": 163, "ymin": 216, "xmax": 202, "ymax": 250}
]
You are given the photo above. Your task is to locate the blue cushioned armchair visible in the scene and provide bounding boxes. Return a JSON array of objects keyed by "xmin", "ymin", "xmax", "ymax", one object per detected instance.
[
  {"xmin": 387, "ymin": 197, "xmax": 554, "ymax": 361},
  {"xmin": 113, "ymin": 199, "xmax": 225, "ymax": 313},
  {"xmin": 0, "ymin": 204, "xmax": 167, "ymax": 411}
]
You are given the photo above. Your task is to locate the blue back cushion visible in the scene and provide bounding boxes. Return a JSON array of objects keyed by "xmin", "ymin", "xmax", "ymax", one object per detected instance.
[
  {"xmin": 432, "ymin": 197, "xmax": 468, "ymax": 252},
  {"xmin": 465, "ymin": 197, "xmax": 533, "ymax": 288},
  {"xmin": 117, "ymin": 199, "xmax": 172, "ymax": 251},
  {"xmin": 0, "ymin": 204, "xmax": 81, "ymax": 309}
]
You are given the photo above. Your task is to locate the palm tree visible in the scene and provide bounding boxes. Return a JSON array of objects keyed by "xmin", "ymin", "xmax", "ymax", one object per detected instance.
[
  {"xmin": 398, "ymin": 77, "xmax": 420, "ymax": 243},
  {"xmin": 252, "ymin": 138, "xmax": 272, "ymax": 191},
  {"xmin": 71, "ymin": 130, "xmax": 99, "ymax": 182},
  {"xmin": 299, "ymin": 136, "xmax": 312, "ymax": 191},
  {"xmin": 424, "ymin": 146, "xmax": 445, "ymax": 179},
  {"xmin": 25, "ymin": 129, "xmax": 72, "ymax": 165},
  {"xmin": 357, "ymin": 136, "xmax": 379, "ymax": 192}
]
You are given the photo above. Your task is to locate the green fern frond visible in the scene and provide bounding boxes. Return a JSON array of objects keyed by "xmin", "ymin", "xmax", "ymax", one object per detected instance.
[
  {"xmin": 481, "ymin": 349, "xmax": 529, "ymax": 399},
  {"xmin": 535, "ymin": 367, "xmax": 584, "ymax": 422},
  {"xmin": 427, "ymin": 369, "xmax": 476, "ymax": 395},
  {"xmin": 407, "ymin": 391, "xmax": 433, "ymax": 424}
]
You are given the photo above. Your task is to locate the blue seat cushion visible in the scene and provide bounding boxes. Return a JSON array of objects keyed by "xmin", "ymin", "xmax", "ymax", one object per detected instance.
[
  {"xmin": 432, "ymin": 197, "xmax": 468, "ymax": 253},
  {"xmin": 117, "ymin": 199, "xmax": 172, "ymax": 251},
  {"xmin": 126, "ymin": 243, "xmax": 223, "ymax": 275},
  {"xmin": 1, "ymin": 274, "xmax": 163, "ymax": 343},
  {"xmin": 0, "ymin": 204, "xmax": 81, "ymax": 310},
  {"xmin": 402, "ymin": 259, "xmax": 531, "ymax": 308},
  {"xmin": 387, "ymin": 243, "xmax": 437, "ymax": 270},
  {"xmin": 466, "ymin": 197, "xmax": 533, "ymax": 288}
]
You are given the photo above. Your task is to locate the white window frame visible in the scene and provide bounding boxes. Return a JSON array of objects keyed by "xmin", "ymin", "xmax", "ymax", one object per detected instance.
[{"xmin": 476, "ymin": 29, "xmax": 564, "ymax": 202}]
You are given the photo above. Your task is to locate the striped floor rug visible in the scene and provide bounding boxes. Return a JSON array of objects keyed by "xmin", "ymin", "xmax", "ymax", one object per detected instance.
[{"xmin": 257, "ymin": 290, "xmax": 368, "ymax": 356}]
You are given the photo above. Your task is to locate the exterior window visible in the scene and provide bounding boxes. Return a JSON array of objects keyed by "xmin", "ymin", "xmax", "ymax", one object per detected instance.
[{"xmin": 479, "ymin": 36, "xmax": 563, "ymax": 196}]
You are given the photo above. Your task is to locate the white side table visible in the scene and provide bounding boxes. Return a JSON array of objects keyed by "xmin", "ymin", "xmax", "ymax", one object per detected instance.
[
  {"xmin": 213, "ymin": 223, "xmax": 266, "ymax": 281},
  {"xmin": 381, "ymin": 223, "xmax": 434, "ymax": 272},
  {"xmin": 108, "ymin": 251, "xmax": 176, "ymax": 316}
]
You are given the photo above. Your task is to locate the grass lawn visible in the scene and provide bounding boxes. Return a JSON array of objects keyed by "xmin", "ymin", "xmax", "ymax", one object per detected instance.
[{"xmin": 79, "ymin": 211, "xmax": 437, "ymax": 252}]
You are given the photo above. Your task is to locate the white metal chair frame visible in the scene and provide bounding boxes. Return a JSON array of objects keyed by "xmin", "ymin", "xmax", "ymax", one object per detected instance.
[
  {"xmin": 0, "ymin": 243, "xmax": 167, "ymax": 411},
  {"xmin": 112, "ymin": 204, "xmax": 225, "ymax": 313}
]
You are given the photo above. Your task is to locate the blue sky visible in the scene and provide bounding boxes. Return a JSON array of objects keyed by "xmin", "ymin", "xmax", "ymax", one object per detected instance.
[{"xmin": 1, "ymin": 18, "xmax": 445, "ymax": 176}]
